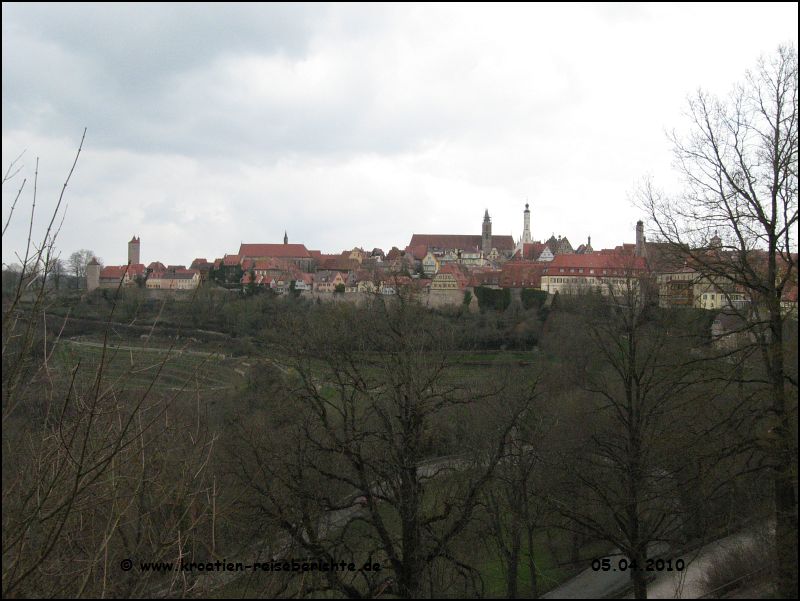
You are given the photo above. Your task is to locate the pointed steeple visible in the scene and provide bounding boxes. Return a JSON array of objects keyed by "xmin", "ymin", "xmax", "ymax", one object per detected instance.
[
  {"xmin": 283, "ymin": 231, "xmax": 288, "ymax": 245},
  {"xmin": 521, "ymin": 201, "xmax": 532, "ymax": 244},
  {"xmin": 482, "ymin": 209, "xmax": 492, "ymax": 257}
]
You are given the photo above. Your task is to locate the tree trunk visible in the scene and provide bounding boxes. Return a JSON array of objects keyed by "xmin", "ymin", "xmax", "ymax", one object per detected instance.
[
  {"xmin": 507, "ymin": 528, "xmax": 520, "ymax": 599},
  {"xmin": 527, "ymin": 525, "xmax": 539, "ymax": 598},
  {"xmin": 570, "ymin": 531, "xmax": 581, "ymax": 564},
  {"xmin": 397, "ymin": 407, "xmax": 422, "ymax": 600},
  {"xmin": 631, "ymin": 555, "xmax": 648, "ymax": 600},
  {"xmin": 769, "ymin": 308, "xmax": 799, "ymax": 598}
]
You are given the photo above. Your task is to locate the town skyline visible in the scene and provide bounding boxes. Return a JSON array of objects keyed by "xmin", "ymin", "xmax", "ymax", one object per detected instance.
[{"xmin": 76, "ymin": 203, "xmax": 606, "ymax": 268}]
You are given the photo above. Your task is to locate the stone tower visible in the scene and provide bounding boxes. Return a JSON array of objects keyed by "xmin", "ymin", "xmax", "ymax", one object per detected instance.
[
  {"xmin": 521, "ymin": 202, "xmax": 532, "ymax": 244},
  {"xmin": 86, "ymin": 257, "xmax": 100, "ymax": 291},
  {"xmin": 635, "ymin": 221, "xmax": 645, "ymax": 257},
  {"xmin": 482, "ymin": 209, "xmax": 492, "ymax": 256},
  {"xmin": 284, "ymin": 231, "xmax": 288, "ymax": 245},
  {"xmin": 128, "ymin": 235, "xmax": 140, "ymax": 265}
]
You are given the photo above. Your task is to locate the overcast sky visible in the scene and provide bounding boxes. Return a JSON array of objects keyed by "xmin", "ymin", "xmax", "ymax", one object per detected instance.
[{"xmin": 3, "ymin": 3, "xmax": 798, "ymax": 266}]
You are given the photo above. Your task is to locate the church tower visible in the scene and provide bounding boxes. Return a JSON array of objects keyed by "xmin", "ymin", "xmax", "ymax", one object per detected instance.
[
  {"xmin": 635, "ymin": 220, "xmax": 645, "ymax": 257},
  {"xmin": 522, "ymin": 202, "xmax": 532, "ymax": 244},
  {"xmin": 482, "ymin": 209, "xmax": 492, "ymax": 256},
  {"xmin": 128, "ymin": 235, "xmax": 140, "ymax": 265},
  {"xmin": 284, "ymin": 231, "xmax": 288, "ymax": 245}
]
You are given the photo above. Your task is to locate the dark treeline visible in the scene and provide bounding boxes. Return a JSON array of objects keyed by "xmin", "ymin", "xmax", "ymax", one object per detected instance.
[{"xmin": 37, "ymin": 284, "xmax": 552, "ymax": 353}]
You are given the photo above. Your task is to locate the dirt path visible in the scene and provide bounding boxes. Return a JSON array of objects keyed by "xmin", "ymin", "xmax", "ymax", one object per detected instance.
[{"xmin": 60, "ymin": 338, "xmax": 227, "ymax": 358}]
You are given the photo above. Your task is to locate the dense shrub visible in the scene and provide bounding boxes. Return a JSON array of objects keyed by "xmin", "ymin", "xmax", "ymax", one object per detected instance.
[
  {"xmin": 474, "ymin": 286, "xmax": 511, "ymax": 312},
  {"xmin": 521, "ymin": 288, "xmax": 548, "ymax": 310}
]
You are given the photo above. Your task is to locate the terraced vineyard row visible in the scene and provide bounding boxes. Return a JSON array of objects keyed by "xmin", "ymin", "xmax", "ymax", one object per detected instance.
[{"xmin": 53, "ymin": 340, "xmax": 245, "ymax": 391}]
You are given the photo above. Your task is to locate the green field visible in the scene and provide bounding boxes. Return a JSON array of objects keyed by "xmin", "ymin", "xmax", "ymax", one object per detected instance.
[{"xmin": 52, "ymin": 340, "xmax": 246, "ymax": 392}]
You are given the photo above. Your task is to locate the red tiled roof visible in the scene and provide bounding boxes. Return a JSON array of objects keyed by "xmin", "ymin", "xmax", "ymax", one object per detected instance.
[
  {"xmin": 469, "ymin": 269, "xmax": 502, "ymax": 287},
  {"xmin": 99, "ymin": 263, "xmax": 146, "ymax": 280},
  {"xmin": 252, "ymin": 258, "xmax": 288, "ymax": 270},
  {"xmin": 238, "ymin": 243, "xmax": 311, "ymax": 259},
  {"xmin": 319, "ymin": 254, "xmax": 355, "ymax": 271},
  {"xmin": 500, "ymin": 263, "xmax": 546, "ymax": 288},
  {"xmin": 223, "ymin": 255, "xmax": 241, "ymax": 266},
  {"xmin": 152, "ymin": 268, "xmax": 198, "ymax": 280},
  {"xmin": 434, "ymin": 263, "xmax": 470, "ymax": 288},
  {"xmin": 99, "ymin": 266, "xmax": 127, "ymax": 280},
  {"xmin": 522, "ymin": 242, "xmax": 547, "ymax": 261},
  {"xmin": 409, "ymin": 234, "xmax": 515, "ymax": 251},
  {"xmin": 545, "ymin": 253, "xmax": 647, "ymax": 273},
  {"xmin": 404, "ymin": 244, "xmax": 428, "ymax": 260}
]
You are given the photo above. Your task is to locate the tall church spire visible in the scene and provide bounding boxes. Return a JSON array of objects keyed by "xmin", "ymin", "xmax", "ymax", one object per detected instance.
[
  {"xmin": 482, "ymin": 210, "xmax": 492, "ymax": 256},
  {"xmin": 284, "ymin": 231, "xmax": 288, "ymax": 245},
  {"xmin": 521, "ymin": 202, "xmax": 532, "ymax": 244}
]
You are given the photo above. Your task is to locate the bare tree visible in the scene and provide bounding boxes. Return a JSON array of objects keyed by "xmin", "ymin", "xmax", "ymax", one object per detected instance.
[
  {"xmin": 67, "ymin": 249, "xmax": 98, "ymax": 289},
  {"xmin": 480, "ymin": 396, "xmax": 551, "ymax": 599},
  {"xmin": 47, "ymin": 257, "xmax": 65, "ymax": 290},
  {"xmin": 3, "ymin": 134, "xmax": 218, "ymax": 598},
  {"xmin": 640, "ymin": 44, "xmax": 798, "ymax": 597},
  {"xmin": 231, "ymin": 295, "xmax": 536, "ymax": 598},
  {"xmin": 545, "ymin": 273, "xmax": 718, "ymax": 599}
]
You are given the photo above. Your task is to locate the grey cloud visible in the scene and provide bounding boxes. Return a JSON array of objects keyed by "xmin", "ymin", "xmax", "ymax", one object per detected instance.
[{"xmin": 3, "ymin": 3, "xmax": 579, "ymax": 162}]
